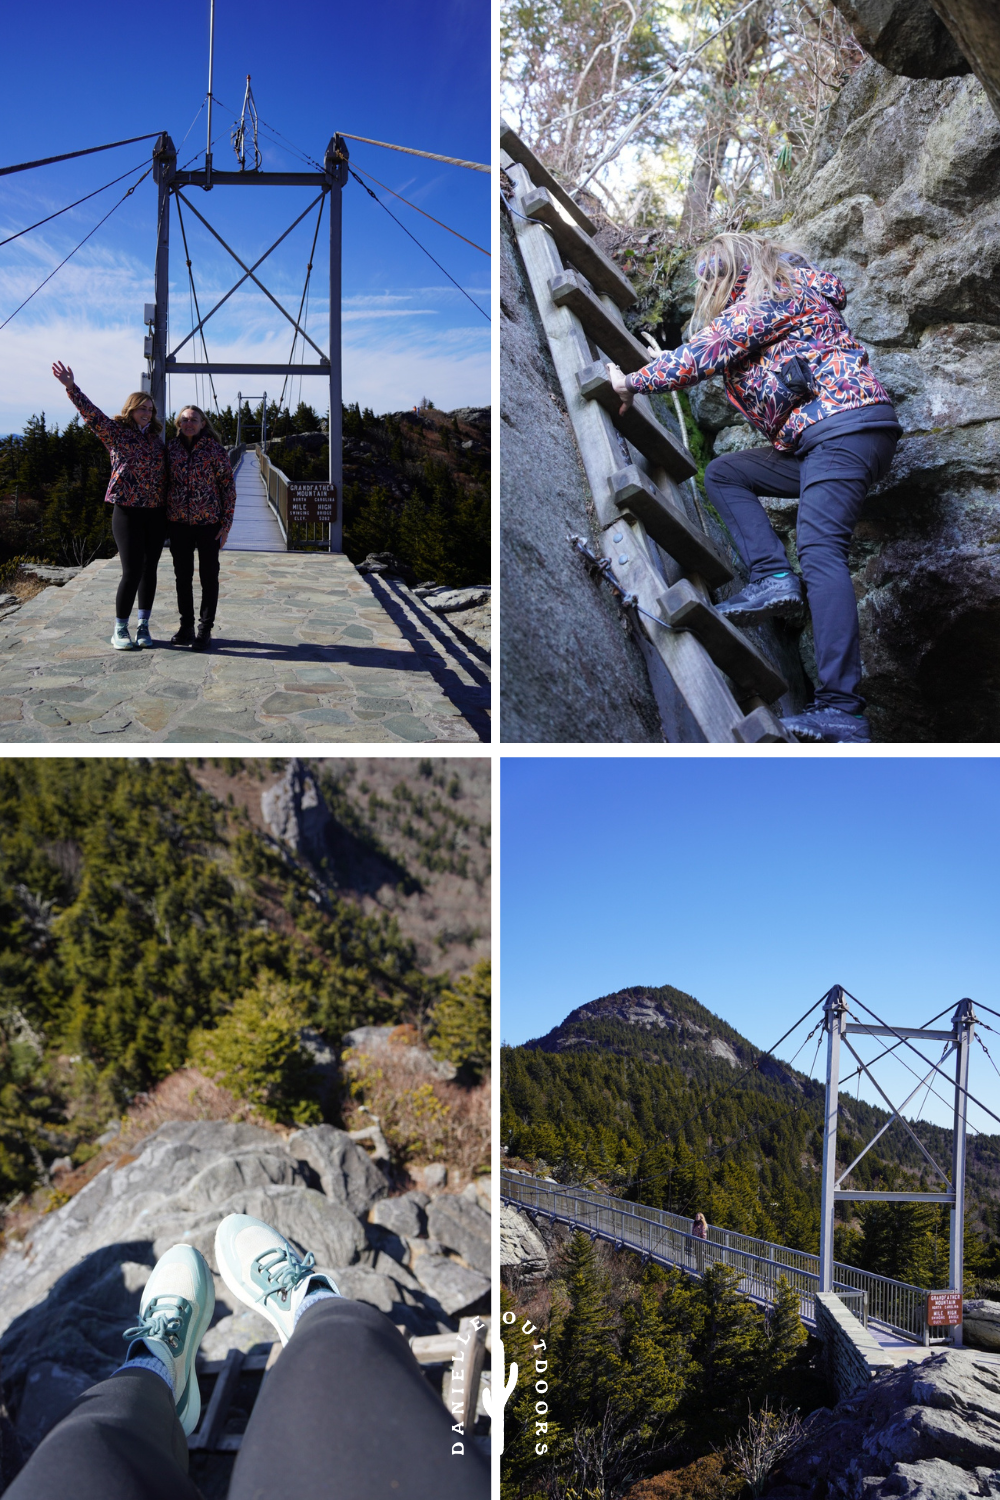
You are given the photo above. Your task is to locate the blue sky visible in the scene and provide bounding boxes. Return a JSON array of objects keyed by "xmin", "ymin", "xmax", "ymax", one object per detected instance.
[
  {"xmin": 0, "ymin": 0, "xmax": 489, "ymax": 432},
  {"xmin": 501, "ymin": 758, "xmax": 1000, "ymax": 1138}
]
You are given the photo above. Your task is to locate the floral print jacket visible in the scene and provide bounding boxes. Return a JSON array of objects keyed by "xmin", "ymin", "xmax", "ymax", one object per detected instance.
[
  {"xmin": 166, "ymin": 432, "xmax": 237, "ymax": 533},
  {"xmin": 625, "ymin": 261, "xmax": 893, "ymax": 452},
  {"xmin": 65, "ymin": 384, "xmax": 166, "ymax": 508}
]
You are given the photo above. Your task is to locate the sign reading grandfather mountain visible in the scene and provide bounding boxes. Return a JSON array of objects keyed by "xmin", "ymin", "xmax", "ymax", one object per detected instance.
[
  {"xmin": 927, "ymin": 1290, "xmax": 963, "ymax": 1326},
  {"xmin": 289, "ymin": 481, "xmax": 338, "ymax": 523}
]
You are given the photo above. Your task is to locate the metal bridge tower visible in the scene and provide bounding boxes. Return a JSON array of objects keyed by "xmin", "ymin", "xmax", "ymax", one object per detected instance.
[
  {"xmin": 146, "ymin": 129, "xmax": 349, "ymax": 551},
  {"xmin": 817, "ymin": 985, "xmax": 976, "ymax": 1344}
]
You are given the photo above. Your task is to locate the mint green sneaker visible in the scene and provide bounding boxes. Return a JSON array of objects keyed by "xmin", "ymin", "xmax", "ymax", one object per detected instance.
[
  {"xmin": 214, "ymin": 1214, "xmax": 340, "ymax": 1347},
  {"xmin": 135, "ymin": 621, "xmax": 153, "ymax": 649},
  {"xmin": 122, "ymin": 1244, "xmax": 215, "ymax": 1435},
  {"xmin": 111, "ymin": 623, "xmax": 134, "ymax": 651}
]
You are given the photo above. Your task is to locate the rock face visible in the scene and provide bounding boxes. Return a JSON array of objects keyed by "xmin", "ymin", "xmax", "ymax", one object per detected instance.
[
  {"xmin": 779, "ymin": 60, "xmax": 1000, "ymax": 741},
  {"xmin": 0, "ymin": 1121, "xmax": 490, "ymax": 1465},
  {"xmin": 767, "ymin": 1350, "xmax": 1000, "ymax": 1498},
  {"xmin": 965, "ymin": 1301, "xmax": 1000, "ymax": 1353},
  {"xmin": 499, "ymin": 203, "xmax": 666, "ymax": 743},
  {"xmin": 830, "ymin": 0, "xmax": 970, "ymax": 78},
  {"xmin": 500, "ymin": 1204, "xmax": 550, "ymax": 1278},
  {"xmin": 261, "ymin": 758, "xmax": 334, "ymax": 861}
]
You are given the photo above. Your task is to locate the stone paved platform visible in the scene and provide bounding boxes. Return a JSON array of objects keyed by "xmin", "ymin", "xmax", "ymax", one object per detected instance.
[{"xmin": 0, "ymin": 552, "xmax": 489, "ymax": 743}]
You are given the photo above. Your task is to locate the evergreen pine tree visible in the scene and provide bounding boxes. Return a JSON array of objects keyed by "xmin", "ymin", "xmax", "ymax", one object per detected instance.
[
  {"xmin": 765, "ymin": 1275, "xmax": 806, "ymax": 1379},
  {"xmin": 551, "ymin": 1231, "xmax": 619, "ymax": 1428}
]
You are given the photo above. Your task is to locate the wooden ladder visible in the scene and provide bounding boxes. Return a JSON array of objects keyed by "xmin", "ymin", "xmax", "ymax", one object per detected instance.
[
  {"xmin": 187, "ymin": 1320, "xmax": 487, "ymax": 1453},
  {"xmin": 501, "ymin": 121, "xmax": 795, "ymax": 744}
]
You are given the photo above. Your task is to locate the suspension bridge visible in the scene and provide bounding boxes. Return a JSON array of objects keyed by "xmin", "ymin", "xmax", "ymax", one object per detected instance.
[
  {"xmin": 502, "ymin": 989, "xmax": 1000, "ymax": 1391},
  {"xmin": 0, "ymin": 8, "xmax": 491, "ymax": 743}
]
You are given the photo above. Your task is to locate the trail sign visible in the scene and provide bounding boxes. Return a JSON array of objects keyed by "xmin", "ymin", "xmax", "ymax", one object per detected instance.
[
  {"xmin": 289, "ymin": 482, "xmax": 337, "ymax": 524},
  {"xmin": 927, "ymin": 1290, "xmax": 962, "ymax": 1326}
]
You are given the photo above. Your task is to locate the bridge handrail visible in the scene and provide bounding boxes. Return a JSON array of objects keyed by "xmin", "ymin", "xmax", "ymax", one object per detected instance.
[
  {"xmin": 501, "ymin": 1169, "xmax": 934, "ymax": 1343},
  {"xmin": 255, "ymin": 445, "xmax": 290, "ymax": 547}
]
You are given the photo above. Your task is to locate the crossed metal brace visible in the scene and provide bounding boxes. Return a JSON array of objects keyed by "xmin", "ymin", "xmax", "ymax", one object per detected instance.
[{"xmin": 167, "ymin": 189, "xmax": 329, "ymax": 366}]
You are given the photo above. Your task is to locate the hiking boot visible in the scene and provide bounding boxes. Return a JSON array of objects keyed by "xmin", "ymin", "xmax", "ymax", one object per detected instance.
[
  {"xmin": 121, "ymin": 1243, "xmax": 215, "ymax": 1436},
  {"xmin": 715, "ymin": 573, "xmax": 804, "ymax": 625},
  {"xmin": 171, "ymin": 622, "xmax": 195, "ymax": 646},
  {"xmin": 781, "ymin": 704, "xmax": 872, "ymax": 743},
  {"xmin": 135, "ymin": 621, "xmax": 153, "ymax": 649},
  {"xmin": 192, "ymin": 622, "xmax": 212, "ymax": 653},
  {"xmin": 215, "ymin": 1214, "xmax": 341, "ymax": 1347},
  {"xmin": 111, "ymin": 623, "xmax": 134, "ymax": 651}
]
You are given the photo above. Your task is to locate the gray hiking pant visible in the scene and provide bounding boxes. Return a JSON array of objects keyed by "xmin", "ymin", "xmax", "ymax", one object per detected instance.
[{"xmin": 5, "ymin": 1298, "xmax": 488, "ymax": 1500}]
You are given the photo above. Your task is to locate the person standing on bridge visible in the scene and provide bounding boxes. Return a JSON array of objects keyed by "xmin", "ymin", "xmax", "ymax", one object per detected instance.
[
  {"xmin": 607, "ymin": 233, "xmax": 902, "ymax": 744},
  {"xmin": 52, "ymin": 362, "xmax": 167, "ymax": 651},
  {"xmin": 166, "ymin": 405, "xmax": 236, "ymax": 652}
]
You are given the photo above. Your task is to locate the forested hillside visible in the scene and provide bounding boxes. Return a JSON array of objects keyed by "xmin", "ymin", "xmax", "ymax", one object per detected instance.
[
  {"xmin": 0, "ymin": 758, "xmax": 490, "ymax": 1209},
  {"xmin": 502, "ymin": 984, "xmax": 1000, "ymax": 1289}
]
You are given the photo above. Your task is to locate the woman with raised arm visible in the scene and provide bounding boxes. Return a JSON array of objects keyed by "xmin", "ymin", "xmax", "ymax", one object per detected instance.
[
  {"xmin": 166, "ymin": 405, "xmax": 236, "ymax": 652},
  {"xmin": 608, "ymin": 233, "xmax": 901, "ymax": 744},
  {"xmin": 52, "ymin": 362, "xmax": 167, "ymax": 651}
]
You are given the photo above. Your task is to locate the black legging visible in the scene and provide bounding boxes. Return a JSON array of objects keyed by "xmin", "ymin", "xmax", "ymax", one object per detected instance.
[
  {"xmin": 4, "ymin": 1298, "xmax": 488, "ymax": 1500},
  {"xmin": 111, "ymin": 505, "xmax": 167, "ymax": 619},
  {"xmin": 169, "ymin": 522, "xmax": 221, "ymax": 627}
]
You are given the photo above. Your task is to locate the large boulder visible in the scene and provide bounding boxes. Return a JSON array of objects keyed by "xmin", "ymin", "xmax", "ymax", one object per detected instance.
[
  {"xmin": 426, "ymin": 1195, "xmax": 491, "ymax": 1275},
  {"xmin": 287, "ymin": 1125, "xmax": 389, "ymax": 1216},
  {"xmin": 963, "ymin": 1300, "xmax": 1000, "ymax": 1352}
]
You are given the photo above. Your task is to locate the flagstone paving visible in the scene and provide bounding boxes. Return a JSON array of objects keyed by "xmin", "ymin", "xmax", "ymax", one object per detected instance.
[{"xmin": 0, "ymin": 553, "xmax": 489, "ymax": 743}]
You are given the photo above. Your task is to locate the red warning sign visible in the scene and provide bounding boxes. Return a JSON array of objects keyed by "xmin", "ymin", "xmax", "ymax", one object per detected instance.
[{"xmin": 927, "ymin": 1290, "xmax": 962, "ymax": 1326}]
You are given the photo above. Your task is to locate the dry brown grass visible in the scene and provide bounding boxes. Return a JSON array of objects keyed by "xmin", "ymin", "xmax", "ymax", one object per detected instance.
[
  {"xmin": 342, "ymin": 1043, "xmax": 490, "ymax": 1182},
  {"xmin": 624, "ymin": 1453, "xmax": 740, "ymax": 1500},
  {"xmin": 10, "ymin": 572, "xmax": 46, "ymax": 603}
]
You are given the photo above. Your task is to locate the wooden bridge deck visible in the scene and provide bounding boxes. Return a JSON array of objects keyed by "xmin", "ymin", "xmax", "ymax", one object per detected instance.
[{"xmin": 228, "ymin": 452, "xmax": 287, "ymax": 552}]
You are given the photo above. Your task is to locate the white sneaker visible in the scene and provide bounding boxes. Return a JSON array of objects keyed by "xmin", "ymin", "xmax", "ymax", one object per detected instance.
[
  {"xmin": 122, "ymin": 1244, "xmax": 216, "ymax": 1436},
  {"xmin": 111, "ymin": 623, "xmax": 134, "ymax": 651},
  {"xmin": 214, "ymin": 1214, "xmax": 341, "ymax": 1347}
]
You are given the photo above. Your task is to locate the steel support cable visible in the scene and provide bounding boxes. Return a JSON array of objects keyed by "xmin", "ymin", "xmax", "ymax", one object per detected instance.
[
  {"xmin": 0, "ymin": 166, "xmax": 152, "ymax": 332},
  {"xmin": 0, "ymin": 131, "xmax": 163, "ymax": 177},
  {"xmin": 841, "ymin": 988, "xmax": 1000, "ymax": 1132},
  {"xmin": 973, "ymin": 1001, "xmax": 1000, "ymax": 1022},
  {"xmin": 168, "ymin": 190, "xmax": 327, "ymax": 360},
  {"xmin": 348, "ymin": 169, "xmax": 490, "ymax": 322},
  {"xmin": 278, "ymin": 195, "xmax": 326, "ymax": 411},
  {"xmin": 349, "ymin": 164, "xmax": 489, "ymax": 256},
  {"xmin": 174, "ymin": 194, "xmax": 219, "ymax": 413},
  {"xmin": 0, "ymin": 157, "xmax": 148, "ymax": 249},
  {"xmin": 338, "ymin": 133, "xmax": 489, "ymax": 172}
]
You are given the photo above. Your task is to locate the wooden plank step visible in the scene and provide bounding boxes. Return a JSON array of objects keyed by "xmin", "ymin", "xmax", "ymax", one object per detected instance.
[
  {"xmin": 578, "ymin": 361, "xmax": 696, "ymax": 481},
  {"xmin": 610, "ymin": 466, "xmax": 732, "ymax": 588},
  {"xmin": 735, "ymin": 705, "xmax": 797, "ymax": 742},
  {"xmin": 548, "ymin": 270, "xmax": 651, "ymax": 372},
  {"xmin": 519, "ymin": 187, "xmax": 635, "ymax": 309},
  {"xmin": 500, "ymin": 120, "xmax": 598, "ymax": 237},
  {"xmin": 658, "ymin": 578, "xmax": 788, "ymax": 703}
]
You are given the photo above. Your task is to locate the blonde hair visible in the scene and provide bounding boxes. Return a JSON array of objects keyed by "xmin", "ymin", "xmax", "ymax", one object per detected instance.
[
  {"xmin": 117, "ymin": 391, "xmax": 161, "ymax": 435},
  {"xmin": 176, "ymin": 404, "xmax": 220, "ymax": 442},
  {"xmin": 690, "ymin": 232, "xmax": 802, "ymax": 331}
]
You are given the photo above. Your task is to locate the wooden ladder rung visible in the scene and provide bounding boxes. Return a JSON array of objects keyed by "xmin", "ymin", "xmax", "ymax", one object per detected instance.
[
  {"xmin": 659, "ymin": 578, "xmax": 788, "ymax": 703},
  {"xmin": 500, "ymin": 121, "xmax": 598, "ymax": 238},
  {"xmin": 735, "ymin": 705, "xmax": 798, "ymax": 743},
  {"xmin": 549, "ymin": 271, "xmax": 650, "ymax": 373},
  {"xmin": 578, "ymin": 362, "xmax": 696, "ymax": 481},
  {"xmin": 520, "ymin": 188, "xmax": 635, "ymax": 309},
  {"xmin": 611, "ymin": 467, "xmax": 732, "ymax": 588}
]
